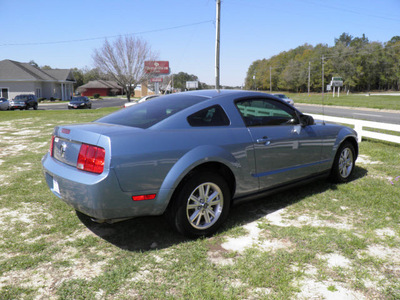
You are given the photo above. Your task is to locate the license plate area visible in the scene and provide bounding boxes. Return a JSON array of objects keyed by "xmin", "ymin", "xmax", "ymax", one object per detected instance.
[{"xmin": 53, "ymin": 178, "xmax": 60, "ymax": 194}]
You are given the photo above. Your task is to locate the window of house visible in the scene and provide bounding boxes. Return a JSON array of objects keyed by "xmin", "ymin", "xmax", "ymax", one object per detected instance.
[
  {"xmin": 0, "ymin": 88, "xmax": 9, "ymax": 99},
  {"xmin": 187, "ymin": 105, "xmax": 230, "ymax": 127}
]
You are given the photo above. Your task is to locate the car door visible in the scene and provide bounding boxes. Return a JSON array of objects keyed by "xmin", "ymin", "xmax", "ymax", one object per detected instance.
[{"xmin": 235, "ymin": 97, "xmax": 323, "ymax": 190}]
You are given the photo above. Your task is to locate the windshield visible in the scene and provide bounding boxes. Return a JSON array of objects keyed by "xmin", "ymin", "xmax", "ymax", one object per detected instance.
[
  {"xmin": 97, "ymin": 94, "xmax": 207, "ymax": 129},
  {"xmin": 14, "ymin": 95, "xmax": 28, "ymax": 100},
  {"xmin": 71, "ymin": 97, "xmax": 84, "ymax": 102}
]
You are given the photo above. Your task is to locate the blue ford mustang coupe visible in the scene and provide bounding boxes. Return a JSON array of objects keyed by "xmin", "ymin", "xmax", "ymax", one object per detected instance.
[{"xmin": 42, "ymin": 90, "xmax": 358, "ymax": 238}]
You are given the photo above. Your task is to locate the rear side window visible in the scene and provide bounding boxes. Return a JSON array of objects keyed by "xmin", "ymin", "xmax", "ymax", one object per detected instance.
[{"xmin": 187, "ymin": 105, "xmax": 230, "ymax": 127}]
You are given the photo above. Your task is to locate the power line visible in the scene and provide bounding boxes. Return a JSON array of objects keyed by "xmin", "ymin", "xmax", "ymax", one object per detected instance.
[
  {"xmin": 297, "ymin": 0, "xmax": 400, "ymax": 23},
  {"xmin": 0, "ymin": 20, "xmax": 214, "ymax": 47}
]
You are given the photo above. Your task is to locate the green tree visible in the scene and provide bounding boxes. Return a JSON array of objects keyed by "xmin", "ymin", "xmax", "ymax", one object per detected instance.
[
  {"xmin": 335, "ymin": 33, "xmax": 353, "ymax": 47},
  {"xmin": 173, "ymin": 72, "xmax": 200, "ymax": 90},
  {"xmin": 29, "ymin": 60, "xmax": 39, "ymax": 67},
  {"xmin": 245, "ymin": 34, "xmax": 400, "ymax": 93}
]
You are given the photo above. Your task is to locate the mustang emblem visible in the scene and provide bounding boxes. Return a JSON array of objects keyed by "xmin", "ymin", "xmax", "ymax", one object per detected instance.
[{"xmin": 60, "ymin": 143, "xmax": 67, "ymax": 158}]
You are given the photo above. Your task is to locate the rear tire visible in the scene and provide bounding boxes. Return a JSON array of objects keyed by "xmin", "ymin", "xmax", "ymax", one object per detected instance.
[
  {"xmin": 167, "ymin": 172, "xmax": 231, "ymax": 238},
  {"xmin": 330, "ymin": 141, "xmax": 356, "ymax": 183}
]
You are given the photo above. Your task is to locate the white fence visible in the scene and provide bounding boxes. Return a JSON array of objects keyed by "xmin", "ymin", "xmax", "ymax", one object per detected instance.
[{"xmin": 310, "ymin": 114, "xmax": 400, "ymax": 144}]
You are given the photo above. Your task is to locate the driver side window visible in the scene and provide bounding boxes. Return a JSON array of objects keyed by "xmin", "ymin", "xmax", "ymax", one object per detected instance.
[{"xmin": 236, "ymin": 98, "xmax": 297, "ymax": 127}]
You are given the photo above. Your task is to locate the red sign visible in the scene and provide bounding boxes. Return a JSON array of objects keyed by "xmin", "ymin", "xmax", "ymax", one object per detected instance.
[
  {"xmin": 150, "ymin": 78, "xmax": 163, "ymax": 83},
  {"xmin": 144, "ymin": 61, "xmax": 170, "ymax": 74}
]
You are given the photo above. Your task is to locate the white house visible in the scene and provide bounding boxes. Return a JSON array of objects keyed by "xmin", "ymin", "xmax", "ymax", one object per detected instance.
[{"xmin": 0, "ymin": 59, "xmax": 75, "ymax": 100}]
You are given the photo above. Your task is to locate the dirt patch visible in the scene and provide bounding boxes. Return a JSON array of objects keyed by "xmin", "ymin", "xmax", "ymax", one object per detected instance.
[
  {"xmin": 318, "ymin": 253, "xmax": 352, "ymax": 268},
  {"xmin": 264, "ymin": 208, "xmax": 353, "ymax": 230},
  {"xmin": 375, "ymin": 228, "xmax": 396, "ymax": 237},
  {"xmin": 0, "ymin": 203, "xmax": 52, "ymax": 228},
  {"xmin": 365, "ymin": 244, "xmax": 400, "ymax": 263},
  {"xmin": 296, "ymin": 279, "xmax": 366, "ymax": 300},
  {"xmin": 356, "ymin": 155, "xmax": 382, "ymax": 165},
  {"xmin": 221, "ymin": 221, "xmax": 292, "ymax": 253}
]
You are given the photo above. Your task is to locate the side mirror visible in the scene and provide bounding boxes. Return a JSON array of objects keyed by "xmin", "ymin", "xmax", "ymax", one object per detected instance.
[{"xmin": 299, "ymin": 114, "xmax": 315, "ymax": 127}]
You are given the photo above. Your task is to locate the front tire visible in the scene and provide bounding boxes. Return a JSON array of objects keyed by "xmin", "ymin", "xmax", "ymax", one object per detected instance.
[
  {"xmin": 168, "ymin": 172, "xmax": 231, "ymax": 238},
  {"xmin": 330, "ymin": 141, "xmax": 356, "ymax": 183}
]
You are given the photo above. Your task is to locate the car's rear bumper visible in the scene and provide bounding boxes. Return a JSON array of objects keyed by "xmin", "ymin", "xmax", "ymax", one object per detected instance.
[
  {"xmin": 41, "ymin": 152, "xmax": 165, "ymax": 220},
  {"xmin": 10, "ymin": 104, "xmax": 26, "ymax": 109},
  {"xmin": 68, "ymin": 105, "xmax": 86, "ymax": 109}
]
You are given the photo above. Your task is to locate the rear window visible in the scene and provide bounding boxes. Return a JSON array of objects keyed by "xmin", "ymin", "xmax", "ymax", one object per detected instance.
[{"xmin": 96, "ymin": 94, "xmax": 207, "ymax": 129}]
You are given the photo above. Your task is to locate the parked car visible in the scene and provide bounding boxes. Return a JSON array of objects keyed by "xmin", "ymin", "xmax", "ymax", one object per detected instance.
[
  {"xmin": 9, "ymin": 94, "xmax": 38, "ymax": 110},
  {"xmin": 124, "ymin": 95, "xmax": 159, "ymax": 108},
  {"xmin": 0, "ymin": 97, "xmax": 9, "ymax": 111},
  {"xmin": 273, "ymin": 93, "xmax": 294, "ymax": 106},
  {"xmin": 68, "ymin": 96, "xmax": 92, "ymax": 109},
  {"xmin": 42, "ymin": 90, "xmax": 358, "ymax": 238}
]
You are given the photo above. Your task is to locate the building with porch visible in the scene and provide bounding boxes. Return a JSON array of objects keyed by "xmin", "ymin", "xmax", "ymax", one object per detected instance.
[{"xmin": 0, "ymin": 59, "xmax": 75, "ymax": 100}]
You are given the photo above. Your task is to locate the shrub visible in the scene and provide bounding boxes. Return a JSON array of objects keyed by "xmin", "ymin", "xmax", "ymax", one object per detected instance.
[{"xmin": 93, "ymin": 93, "xmax": 100, "ymax": 99}]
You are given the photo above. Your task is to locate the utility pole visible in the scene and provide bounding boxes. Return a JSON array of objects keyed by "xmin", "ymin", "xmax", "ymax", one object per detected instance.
[
  {"xmin": 321, "ymin": 55, "xmax": 324, "ymax": 100},
  {"xmin": 321, "ymin": 55, "xmax": 325, "ymax": 120},
  {"xmin": 215, "ymin": 0, "xmax": 221, "ymax": 91},
  {"xmin": 308, "ymin": 61, "xmax": 311, "ymax": 96},
  {"xmin": 270, "ymin": 66, "xmax": 272, "ymax": 92}
]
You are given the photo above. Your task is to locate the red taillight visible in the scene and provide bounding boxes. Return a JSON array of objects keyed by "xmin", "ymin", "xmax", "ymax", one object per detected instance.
[
  {"xmin": 132, "ymin": 194, "xmax": 156, "ymax": 201},
  {"xmin": 50, "ymin": 135, "xmax": 55, "ymax": 157},
  {"xmin": 77, "ymin": 143, "xmax": 105, "ymax": 174}
]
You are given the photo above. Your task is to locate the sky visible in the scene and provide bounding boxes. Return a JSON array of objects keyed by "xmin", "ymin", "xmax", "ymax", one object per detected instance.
[{"xmin": 1, "ymin": 0, "xmax": 400, "ymax": 87}]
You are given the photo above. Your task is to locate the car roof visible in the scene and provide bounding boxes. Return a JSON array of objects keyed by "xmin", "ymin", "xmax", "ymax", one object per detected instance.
[{"xmin": 173, "ymin": 89, "xmax": 270, "ymax": 100}]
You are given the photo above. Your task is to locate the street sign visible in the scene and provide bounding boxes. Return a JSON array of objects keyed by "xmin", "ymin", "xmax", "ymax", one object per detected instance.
[
  {"xmin": 331, "ymin": 77, "xmax": 343, "ymax": 87},
  {"xmin": 144, "ymin": 61, "xmax": 170, "ymax": 74},
  {"xmin": 150, "ymin": 78, "xmax": 163, "ymax": 83},
  {"xmin": 186, "ymin": 81, "xmax": 199, "ymax": 89}
]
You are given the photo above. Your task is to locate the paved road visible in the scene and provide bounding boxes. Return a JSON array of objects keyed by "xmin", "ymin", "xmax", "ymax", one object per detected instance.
[
  {"xmin": 38, "ymin": 98, "xmax": 400, "ymax": 125},
  {"xmin": 38, "ymin": 98, "xmax": 127, "ymax": 111},
  {"xmin": 295, "ymin": 103, "xmax": 400, "ymax": 125}
]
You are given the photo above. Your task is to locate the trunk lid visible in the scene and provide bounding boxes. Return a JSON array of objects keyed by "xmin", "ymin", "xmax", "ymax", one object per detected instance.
[{"xmin": 51, "ymin": 122, "xmax": 145, "ymax": 168}]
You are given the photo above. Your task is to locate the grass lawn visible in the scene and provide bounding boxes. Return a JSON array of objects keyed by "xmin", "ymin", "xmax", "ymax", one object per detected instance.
[
  {"xmin": 288, "ymin": 93, "xmax": 400, "ymax": 111},
  {"xmin": 0, "ymin": 108, "xmax": 399, "ymax": 299}
]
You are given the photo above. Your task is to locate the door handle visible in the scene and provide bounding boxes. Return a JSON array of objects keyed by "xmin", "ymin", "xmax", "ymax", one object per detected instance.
[{"xmin": 256, "ymin": 137, "xmax": 271, "ymax": 145}]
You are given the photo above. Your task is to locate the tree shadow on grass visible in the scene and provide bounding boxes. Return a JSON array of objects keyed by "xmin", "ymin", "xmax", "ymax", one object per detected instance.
[{"xmin": 78, "ymin": 166, "xmax": 368, "ymax": 252}]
